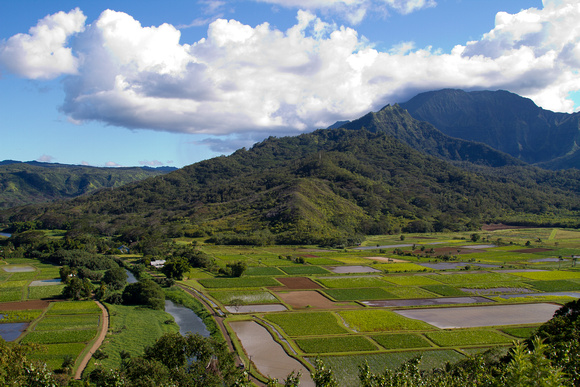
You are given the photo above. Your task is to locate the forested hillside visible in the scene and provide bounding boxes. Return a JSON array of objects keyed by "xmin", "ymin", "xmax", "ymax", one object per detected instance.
[
  {"xmin": 0, "ymin": 161, "xmax": 175, "ymax": 209},
  {"xmin": 2, "ymin": 107, "xmax": 580, "ymax": 245},
  {"xmin": 400, "ymin": 89, "xmax": 580, "ymax": 169}
]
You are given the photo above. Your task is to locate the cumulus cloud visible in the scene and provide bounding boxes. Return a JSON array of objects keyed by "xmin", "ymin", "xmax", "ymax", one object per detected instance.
[
  {"xmin": 3, "ymin": 1, "xmax": 580, "ymax": 144},
  {"xmin": 105, "ymin": 161, "xmax": 122, "ymax": 167},
  {"xmin": 0, "ymin": 8, "xmax": 86, "ymax": 79},
  {"xmin": 36, "ymin": 154, "xmax": 55, "ymax": 163},
  {"xmin": 139, "ymin": 160, "xmax": 164, "ymax": 166}
]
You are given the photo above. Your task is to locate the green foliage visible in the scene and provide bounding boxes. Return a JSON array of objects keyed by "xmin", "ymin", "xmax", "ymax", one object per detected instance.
[
  {"xmin": 21, "ymin": 329, "xmax": 98, "ymax": 344},
  {"xmin": 161, "ymin": 256, "xmax": 191, "ymax": 280},
  {"xmin": 322, "ymin": 287, "xmax": 397, "ymax": 301},
  {"xmin": 62, "ymin": 277, "xmax": 93, "ymax": 300},
  {"xmin": 312, "ymin": 357, "xmax": 339, "ymax": 387},
  {"xmin": 46, "ymin": 300, "xmax": 101, "ymax": 315},
  {"xmin": 198, "ymin": 276, "xmax": 280, "ymax": 288},
  {"xmin": 528, "ymin": 280, "xmax": 580, "ymax": 292},
  {"xmin": 424, "ymin": 329, "xmax": 512, "ymax": 347},
  {"xmin": 338, "ymin": 309, "xmax": 434, "ymax": 332},
  {"xmin": 122, "ymin": 279, "xmax": 165, "ymax": 310},
  {"xmin": 264, "ymin": 312, "xmax": 349, "ymax": 336},
  {"xmin": 295, "ymin": 336, "xmax": 377, "ymax": 354},
  {"xmin": 370, "ymin": 333, "xmax": 433, "ymax": 350},
  {"xmin": 103, "ymin": 266, "xmax": 128, "ymax": 290}
]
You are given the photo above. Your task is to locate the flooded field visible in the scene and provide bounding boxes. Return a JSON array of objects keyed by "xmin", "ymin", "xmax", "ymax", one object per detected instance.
[
  {"xmin": 395, "ymin": 303, "xmax": 561, "ymax": 329},
  {"xmin": 230, "ymin": 320, "xmax": 314, "ymax": 386},
  {"xmin": 225, "ymin": 304, "xmax": 287, "ymax": 313},
  {"xmin": 327, "ymin": 265, "xmax": 381, "ymax": 274},
  {"xmin": 2, "ymin": 265, "xmax": 35, "ymax": 272},
  {"xmin": 0, "ymin": 322, "xmax": 28, "ymax": 341},
  {"xmin": 363, "ymin": 296, "xmax": 491, "ymax": 307},
  {"xmin": 29, "ymin": 279, "xmax": 62, "ymax": 286}
]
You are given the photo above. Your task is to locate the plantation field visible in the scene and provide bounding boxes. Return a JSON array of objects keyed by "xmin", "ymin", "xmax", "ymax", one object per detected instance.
[
  {"xmin": 338, "ymin": 309, "xmax": 435, "ymax": 332},
  {"xmin": 209, "ymin": 290, "xmax": 279, "ymax": 305},
  {"xmin": 264, "ymin": 311, "xmax": 349, "ymax": 336},
  {"xmin": 323, "ymin": 287, "xmax": 397, "ymax": 301},
  {"xmin": 424, "ymin": 329, "xmax": 512, "ymax": 347},
  {"xmin": 316, "ymin": 276, "xmax": 391, "ymax": 288},
  {"xmin": 295, "ymin": 335, "xmax": 377, "ymax": 353},
  {"xmin": 198, "ymin": 276, "xmax": 281, "ymax": 288},
  {"xmin": 370, "ymin": 333, "xmax": 433, "ymax": 350}
]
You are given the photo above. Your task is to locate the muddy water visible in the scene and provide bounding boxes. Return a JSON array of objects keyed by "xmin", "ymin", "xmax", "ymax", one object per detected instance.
[
  {"xmin": 230, "ymin": 320, "xmax": 314, "ymax": 386},
  {"xmin": 0, "ymin": 322, "xmax": 28, "ymax": 341}
]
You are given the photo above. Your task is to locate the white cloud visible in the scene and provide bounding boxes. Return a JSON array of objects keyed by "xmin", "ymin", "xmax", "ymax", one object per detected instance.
[
  {"xmin": 0, "ymin": 8, "xmax": 86, "ymax": 79},
  {"xmin": 36, "ymin": 154, "xmax": 55, "ymax": 163},
  {"xmin": 139, "ymin": 160, "xmax": 164, "ymax": 166},
  {"xmin": 105, "ymin": 161, "xmax": 122, "ymax": 167},
  {"xmin": 4, "ymin": 1, "xmax": 580, "ymax": 145}
]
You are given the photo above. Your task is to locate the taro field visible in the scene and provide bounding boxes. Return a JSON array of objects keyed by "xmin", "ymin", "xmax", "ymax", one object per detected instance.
[{"xmin": 177, "ymin": 227, "xmax": 580, "ymax": 386}]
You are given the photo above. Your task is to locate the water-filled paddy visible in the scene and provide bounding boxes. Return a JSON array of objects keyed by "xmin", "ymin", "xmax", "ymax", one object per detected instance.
[
  {"xmin": 2, "ymin": 266, "xmax": 35, "ymax": 272},
  {"xmin": 0, "ymin": 322, "xmax": 28, "ymax": 341},
  {"xmin": 230, "ymin": 320, "xmax": 314, "ymax": 386},
  {"xmin": 362, "ymin": 296, "xmax": 491, "ymax": 307},
  {"xmin": 327, "ymin": 265, "xmax": 381, "ymax": 274},
  {"xmin": 29, "ymin": 279, "xmax": 62, "ymax": 286},
  {"xmin": 225, "ymin": 304, "xmax": 287, "ymax": 313},
  {"xmin": 395, "ymin": 303, "xmax": 561, "ymax": 329}
]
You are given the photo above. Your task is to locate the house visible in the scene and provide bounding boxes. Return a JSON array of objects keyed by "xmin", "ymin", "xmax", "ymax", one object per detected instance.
[{"xmin": 151, "ymin": 260, "xmax": 166, "ymax": 268}]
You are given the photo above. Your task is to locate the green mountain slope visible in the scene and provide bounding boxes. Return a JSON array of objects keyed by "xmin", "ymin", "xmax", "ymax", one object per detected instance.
[
  {"xmin": 400, "ymin": 89, "xmax": 580, "ymax": 169},
  {"xmin": 0, "ymin": 161, "xmax": 175, "ymax": 209},
  {"xmin": 3, "ymin": 113, "xmax": 580, "ymax": 244}
]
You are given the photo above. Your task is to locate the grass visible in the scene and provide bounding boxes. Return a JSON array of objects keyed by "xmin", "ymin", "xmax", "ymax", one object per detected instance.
[
  {"xmin": 0, "ymin": 309, "xmax": 43, "ymax": 323},
  {"xmin": 424, "ymin": 330, "xmax": 512, "ymax": 347},
  {"xmin": 209, "ymin": 290, "xmax": 278, "ymax": 305},
  {"xmin": 420, "ymin": 285, "xmax": 468, "ymax": 297},
  {"xmin": 34, "ymin": 315, "xmax": 100, "ymax": 331},
  {"xmin": 264, "ymin": 312, "xmax": 349, "ymax": 336},
  {"xmin": 316, "ymin": 276, "xmax": 391, "ymax": 288},
  {"xmin": 383, "ymin": 275, "xmax": 443, "ymax": 286},
  {"xmin": 28, "ymin": 343, "xmax": 86, "ymax": 370},
  {"xmin": 323, "ymin": 288, "xmax": 397, "ymax": 301},
  {"xmin": 27, "ymin": 284, "xmax": 66, "ymax": 299},
  {"xmin": 279, "ymin": 266, "xmax": 330, "ymax": 275},
  {"xmin": 370, "ymin": 333, "xmax": 433, "ymax": 350},
  {"xmin": 509, "ymin": 271, "xmax": 580, "ymax": 281},
  {"xmin": 528, "ymin": 280, "xmax": 580, "ymax": 292},
  {"xmin": 84, "ymin": 303, "xmax": 180, "ymax": 373},
  {"xmin": 245, "ymin": 267, "xmax": 285, "ymax": 276},
  {"xmin": 387, "ymin": 287, "xmax": 439, "ymax": 299},
  {"xmin": 501, "ymin": 326, "xmax": 539, "ymax": 338},
  {"xmin": 295, "ymin": 335, "xmax": 377, "ymax": 353},
  {"xmin": 338, "ymin": 309, "xmax": 434, "ymax": 332},
  {"xmin": 317, "ymin": 350, "xmax": 464, "ymax": 386},
  {"xmin": 198, "ymin": 277, "xmax": 281, "ymax": 288},
  {"xmin": 21, "ymin": 329, "xmax": 98, "ymax": 344},
  {"xmin": 46, "ymin": 301, "xmax": 101, "ymax": 315}
]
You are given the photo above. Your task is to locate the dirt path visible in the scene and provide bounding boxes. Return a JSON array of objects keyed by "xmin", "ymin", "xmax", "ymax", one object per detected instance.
[{"xmin": 74, "ymin": 301, "xmax": 108, "ymax": 380}]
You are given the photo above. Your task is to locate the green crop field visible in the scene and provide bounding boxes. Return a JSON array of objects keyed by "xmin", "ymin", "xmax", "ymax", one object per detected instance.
[
  {"xmin": 27, "ymin": 284, "xmax": 66, "ymax": 299},
  {"xmin": 387, "ymin": 286, "xmax": 439, "ymax": 299},
  {"xmin": 323, "ymin": 287, "xmax": 397, "ymax": 301},
  {"xmin": 509, "ymin": 271, "xmax": 580, "ymax": 281},
  {"xmin": 501, "ymin": 326, "xmax": 539, "ymax": 338},
  {"xmin": 279, "ymin": 265, "xmax": 330, "ymax": 275},
  {"xmin": 370, "ymin": 333, "xmax": 433, "ymax": 350},
  {"xmin": 424, "ymin": 330, "xmax": 512, "ymax": 347},
  {"xmin": 198, "ymin": 276, "xmax": 281, "ymax": 288},
  {"xmin": 34, "ymin": 315, "xmax": 100, "ymax": 331},
  {"xmin": 209, "ymin": 290, "xmax": 278, "ymax": 304},
  {"xmin": 383, "ymin": 275, "xmax": 443, "ymax": 286},
  {"xmin": 433, "ymin": 272, "xmax": 520, "ymax": 285},
  {"xmin": 264, "ymin": 311, "xmax": 349, "ymax": 336},
  {"xmin": 338, "ymin": 309, "xmax": 435, "ymax": 332},
  {"xmin": 420, "ymin": 284, "xmax": 468, "ymax": 297},
  {"xmin": 0, "ymin": 309, "xmax": 43, "ymax": 323},
  {"xmin": 28, "ymin": 342, "xmax": 86, "ymax": 370},
  {"xmin": 528, "ymin": 280, "xmax": 580, "ymax": 292},
  {"xmin": 245, "ymin": 266, "xmax": 285, "ymax": 276},
  {"xmin": 46, "ymin": 301, "xmax": 101, "ymax": 315},
  {"xmin": 372, "ymin": 263, "xmax": 433, "ymax": 272},
  {"xmin": 295, "ymin": 335, "xmax": 377, "ymax": 353},
  {"xmin": 21, "ymin": 329, "xmax": 98, "ymax": 344},
  {"xmin": 316, "ymin": 276, "xmax": 390, "ymax": 288}
]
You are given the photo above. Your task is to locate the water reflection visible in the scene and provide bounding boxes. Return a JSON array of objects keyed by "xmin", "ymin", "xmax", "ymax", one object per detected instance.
[
  {"xmin": 0, "ymin": 322, "xmax": 28, "ymax": 341},
  {"xmin": 164, "ymin": 300, "xmax": 209, "ymax": 337}
]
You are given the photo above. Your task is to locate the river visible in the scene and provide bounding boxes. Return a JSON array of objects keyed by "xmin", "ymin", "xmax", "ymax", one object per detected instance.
[{"xmin": 165, "ymin": 299, "xmax": 210, "ymax": 337}]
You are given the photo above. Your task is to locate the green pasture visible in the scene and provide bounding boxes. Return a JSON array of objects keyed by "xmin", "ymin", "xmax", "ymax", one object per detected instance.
[
  {"xmin": 383, "ymin": 275, "xmax": 443, "ymax": 286},
  {"xmin": 264, "ymin": 311, "xmax": 349, "ymax": 336},
  {"xmin": 501, "ymin": 326, "xmax": 539, "ymax": 338},
  {"xmin": 424, "ymin": 330, "xmax": 512, "ymax": 347},
  {"xmin": 295, "ymin": 335, "xmax": 377, "ymax": 354},
  {"xmin": 46, "ymin": 301, "xmax": 101, "ymax": 315},
  {"xmin": 28, "ymin": 342, "xmax": 86, "ymax": 370},
  {"xmin": 0, "ymin": 309, "xmax": 43, "ymax": 323},
  {"xmin": 34, "ymin": 315, "xmax": 100, "ymax": 331},
  {"xmin": 317, "ymin": 349, "xmax": 464, "ymax": 386},
  {"xmin": 21, "ymin": 329, "xmax": 98, "ymax": 344},
  {"xmin": 279, "ymin": 265, "xmax": 330, "ymax": 275},
  {"xmin": 245, "ymin": 266, "xmax": 285, "ymax": 276},
  {"xmin": 84, "ymin": 303, "xmax": 179, "ymax": 374},
  {"xmin": 209, "ymin": 290, "xmax": 279, "ymax": 305},
  {"xmin": 420, "ymin": 284, "xmax": 468, "ymax": 297},
  {"xmin": 316, "ymin": 276, "xmax": 391, "ymax": 288},
  {"xmin": 338, "ymin": 309, "xmax": 434, "ymax": 332},
  {"xmin": 370, "ymin": 333, "xmax": 433, "ymax": 350},
  {"xmin": 508, "ymin": 270, "xmax": 580, "ymax": 281},
  {"xmin": 198, "ymin": 276, "xmax": 281, "ymax": 288},
  {"xmin": 323, "ymin": 287, "xmax": 397, "ymax": 301}
]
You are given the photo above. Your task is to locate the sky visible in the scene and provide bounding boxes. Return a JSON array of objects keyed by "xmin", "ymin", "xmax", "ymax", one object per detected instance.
[{"xmin": 1, "ymin": 0, "xmax": 580, "ymax": 168}]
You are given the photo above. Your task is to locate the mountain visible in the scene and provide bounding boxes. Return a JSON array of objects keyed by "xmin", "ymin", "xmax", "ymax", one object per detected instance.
[
  {"xmin": 2, "ymin": 108, "xmax": 580, "ymax": 244},
  {"xmin": 340, "ymin": 104, "xmax": 523, "ymax": 168},
  {"xmin": 0, "ymin": 161, "xmax": 176, "ymax": 209},
  {"xmin": 400, "ymin": 89, "xmax": 580, "ymax": 169}
]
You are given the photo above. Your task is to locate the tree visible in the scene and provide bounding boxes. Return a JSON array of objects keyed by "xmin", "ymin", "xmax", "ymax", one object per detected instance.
[
  {"xmin": 62, "ymin": 277, "xmax": 93, "ymax": 300},
  {"xmin": 103, "ymin": 266, "xmax": 128, "ymax": 290},
  {"xmin": 226, "ymin": 261, "xmax": 247, "ymax": 277},
  {"xmin": 161, "ymin": 257, "xmax": 191, "ymax": 280},
  {"xmin": 312, "ymin": 357, "xmax": 338, "ymax": 387},
  {"xmin": 122, "ymin": 279, "xmax": 165, "ymax": 310},
  {"xmin": 470, "ymin": 233, "xmax": 481, "ymax": 242}
]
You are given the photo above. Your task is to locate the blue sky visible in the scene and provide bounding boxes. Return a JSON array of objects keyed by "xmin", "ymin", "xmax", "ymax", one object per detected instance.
[{"xmin": 2, "ymin": 0, "xmax": 579, "ymax": 168}]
